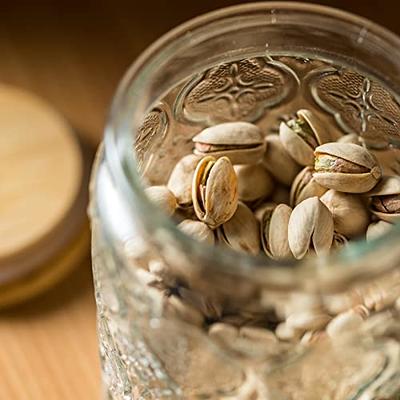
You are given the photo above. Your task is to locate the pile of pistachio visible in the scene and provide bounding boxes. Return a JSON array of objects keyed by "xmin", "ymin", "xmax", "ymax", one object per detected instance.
[
  {"xmin": 141, "ymin": 109, "xmax": 400, "ymax": 355},
  {"xmin": 145, "ymin": 109, "xmax": 399, "ymax": 261}
]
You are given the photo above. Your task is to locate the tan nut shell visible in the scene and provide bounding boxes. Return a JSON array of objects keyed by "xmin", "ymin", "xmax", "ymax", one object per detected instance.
[
  {"xmin": 263, "ymin": 135, "xmax": 301, "ymax": 186},
  {"xmin": 167, "ymin": 154, "xmax": 200, "ymax": 206},
  {"xmin": 368, "ymin": 175, "xmax": 400, "ymax": 196},
  {"xmin": 216, "ymin": 202, "xmax": 260, "ymax": 255},
  {"xmin": 234, "ymin": 163, "xmax": 274, "ymax": 202},
  {"xmin": 366, "ymin": 220, "xmax": 393, "ymax": 241},
  {"xmin": 288, "ymin": 196, "xmax": 334, "ymax": 259},
  {"xmin": 261, "ymin": 204, "xmax": 292, "ymax": 260},
  {"xmin": 178, "ymin": 220, "xmax": 215, "ymax": 245},
  {"xmin": 144, "ymin": 185, "xmax": 177, "ymax": 216},
  {"xmin": 192, "ymin": 122, "xmax": 265, "ymax": 164},
  {"xmin": 320, "ymin": 190, "xmax": 369, "ymax": 238},
  {"xmin": 280, "ymin": 109, "xmax": 332, "ymax": 166},
  {"xmin": 290, "ymin": 166, "xmax": 327, "ymax": 206},
  {"xmin": 314, "ymin": 142, "xmax": 382, "ymax": 193},
  {"xmin": 332, "ymin": 232, "xmax": 349, "ymax": 250},
  {"xmin": 368, "ymin": 176, "xmax": 400, "ymax": 222},
  {"xmin": 192, "ymin": 156, "xmax": 238, "ymax": 229}
]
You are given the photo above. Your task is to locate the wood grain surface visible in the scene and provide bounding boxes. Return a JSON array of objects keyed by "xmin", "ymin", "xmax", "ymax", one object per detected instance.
[{"xmin": 0, "ymin": 1, "xmax": 399, "ymax": 399}]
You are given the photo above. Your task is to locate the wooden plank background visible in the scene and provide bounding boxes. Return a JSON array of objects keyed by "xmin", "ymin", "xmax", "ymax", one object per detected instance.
[{"xmin": 0, "ymin": 1, "xmax": 399, "ymax": 399}]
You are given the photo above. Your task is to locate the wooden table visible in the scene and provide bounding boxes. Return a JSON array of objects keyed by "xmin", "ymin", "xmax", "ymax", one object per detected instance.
[{"xmin": 0, "ymin": 1, "xmax": 399, "ymax": 399}]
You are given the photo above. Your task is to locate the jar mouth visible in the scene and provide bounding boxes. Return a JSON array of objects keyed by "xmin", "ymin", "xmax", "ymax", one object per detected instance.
[{"xmin": 104, "ymin": 2, "xmax": 400, "ymax": 292}]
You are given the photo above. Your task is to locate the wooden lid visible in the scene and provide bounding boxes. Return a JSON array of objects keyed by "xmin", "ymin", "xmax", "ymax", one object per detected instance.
[{"xmin": 0, "ymin": 84, "xmax": 86, "ymax": 287}]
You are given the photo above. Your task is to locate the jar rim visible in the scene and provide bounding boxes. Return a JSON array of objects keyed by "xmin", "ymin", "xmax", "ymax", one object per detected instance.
[{"xmin": 104, "ymin": 2, "xmax": 400, "ymax": 292}]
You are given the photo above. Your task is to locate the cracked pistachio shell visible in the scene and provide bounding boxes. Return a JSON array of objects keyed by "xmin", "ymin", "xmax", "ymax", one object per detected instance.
[
  {"xmin": 366, "ymin": 220, "xmax": 393, "ymax": 241},
  {"xmin": 280, "ymin": 109, "xmax": 332, "ymax": 166},
  {"xmin": 260, "ymin": 203, "xmax": 292, "ymax": 260},
  {"xmin": 216, "ymin": 202, "xmax": 260, "ymax": 255},
  {"xmin": 192, "ymin": 122, "xmax": 265, "ymax": 164},
  {"xmin": 192, "ymin": 156, "xmax": 238, "ymax": 229},
  {"xmin": 288, "ymin": 197, "xmax": 334, "ymax": 260},
  {"xmin": 263, "ymin": 135, "xmax": 301, "ymax": 186},
  {"xmin": 178, "ymin": 220, "xmax": 215, "ymax": 245},
  {"xmin": 290, "ymin": 166, "xmax": 327, "ymax": 206},
  {"xmin": 368, "ymin": 176, "xmax": 400, "ymax": 222},
  {"xmin": 314, "ymin": 142, "xmax": 382, "ymax": 193},
  {"xmin": 167, "ymin": 154, "xmax": 200, "ymax": 206},
  {"xmin": 320, "ymin": 190, "xmax": 369, "ymax": 238},
  {"xmin": 234, "ymin": 163, "xmax": 274, "ymax": 202},
  {"xmin": 144, "ymin": 185, "xmax": 177, "ymax": 216},
  {"xmin": 332, "ymin": 232, "xmax": 349, "ymax": 250}
]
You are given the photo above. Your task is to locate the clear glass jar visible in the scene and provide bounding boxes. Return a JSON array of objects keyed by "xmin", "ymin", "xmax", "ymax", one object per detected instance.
[{"xmin": 90, "ymin": 3, "xmax": 400, "ymax": 399}]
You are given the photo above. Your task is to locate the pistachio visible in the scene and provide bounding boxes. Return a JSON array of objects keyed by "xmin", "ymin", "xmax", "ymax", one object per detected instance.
[
  {"xmin": 286, "ymin": 311, "xmax": 331, "ymax": 332},
  {"xmin": 280, "ymin": 109, "xmax": 332, "ymax": 166},
  {"xmin": 320, "ymin": 190, "xmax": 369, "ymax": 237},
  {"xmin": 144, "ymin": 185, "xmax": 177, "ymax": 216},
  {"xmin": 234, "ymin": 164, "xmax": 274, "ymax": 203},
  {"xmin": 148, "ymin": 259, "xmax": 177, "ymax": 288},
  {"xmin": 263, "ymin": 134, "xmax": 301, "ymax": 186},
  {"xmin": 167, "ymin": 154, "xmax": 200, "ymax": 207},
  {"xmin": 300, "ymin": 330, "xmax": 326, "ymax": 346},
  {"xmin": 288, "ymin": 196, "xmax": 334, "ymax": 259},
  {"xmin": 337, "ymin": 133, "xmax": 362, "ymax": 145},
  {"xmin": 164, "ymin": 295, "xmax": 204, "ymax": 327},
  {"xmin": 192, "ymin": 122, "xmax": 265, "ymax": 164},
  {"xmin": 209, "ymin": 322, "xmax": 239, "ymax": 341},
  {"xmin": 332, "ymin": 232, "xmax": 349, "ymax": 250},
  {"xmin": 260, "ymin": 204, "xmax": 292, "ymax": 260},
  {"xmin": 275, "ymin": 322, "xmax": 302, "ymax": 342},
  {"xmin": 326, "ymin": 309, "xmax": 364, "ymax": 338},
  {"xmin": 314, "ymin": 143, "xmax": 382, "ymax": 193},
  {"xmin": 366, "ymin": 220, "xmax": 393, "ymax": 241},
  {"xmin": 178, "ymin": 220, "xmax": 215, "ymax": 245},
  {"xmin": 178, "ymin": 287, "xmax": 223, "ymax": 320},
  {"xmin": 290, "ymin": 166, "xmax": 327, "ymax": 206},
  {"xmin": 368, "ymin": 176, "xmax": 400, "ymax": 222},
  {"xmin": 192, "ymin": 156, "xmax": 238, "ymax": 229},
  {"xmin": 216, "ymin": 202, "xmax": 260, "ymax": 255}
]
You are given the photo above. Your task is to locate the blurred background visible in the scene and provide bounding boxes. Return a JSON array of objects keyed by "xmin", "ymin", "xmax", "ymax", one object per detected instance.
[{"xmin": 0, "ymin": 1, "xmax": 399, "ymax": 399}]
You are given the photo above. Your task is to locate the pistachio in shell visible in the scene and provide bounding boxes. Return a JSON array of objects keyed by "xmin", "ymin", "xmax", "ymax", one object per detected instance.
[
  {"xmin": 178, "ymin": 219, "xmax": 215, "ymax": 245},
  {"xmin": 366, "ymin": 220, "xmax": 393, "ymax": 241},
  {"xmin": 192, "ymin": 122, "xmax": 265, "ymax": 165},
  {"xmin": 288, "ymin": 196, "xmax": 334, "ymax": 260},
  {"xmin": 144, "ymin": 185, "xmax": 177, "ymax": 216},
  {"xmin": 368, "ymin": 176, "xmax": 400, "ymax": 223},
  {"xmin": 280, "ymin": 109, "xmax": 332, "ymax": 166},
  {"xmin": 313, "ymin": 142, "xmax": 382, "ymax": 193},
  {"xmin": 332, "ymin": 232, "xmax": 349, "ymax": 250},
  {"xmin": 216, "ymin": 202, "xmax": 260, "ymax": 255},
  {"xmin": 192, "ymin": 156, "xmax": 238, "ymax": 229},
  {"xmin": 260, "ymin": 203, "xmax": 292, "ymax": 260},
  {"xmin": 263, "ymin": 134, "xmax": 301, "ymax": 186},
  {"xmin": 234, "ymin": 163, "xmax": 274, "ymax": 203},
  {"xmin": 167, "ymin": 154, "xmax": 200, "ymax": 207},
  {"xmin": 290, "ymin": 166, "xmax": 327, "ymax": 207},
  {"xmin": 320, "ymin": 189, "xmax": 369, "ymax": 238}
]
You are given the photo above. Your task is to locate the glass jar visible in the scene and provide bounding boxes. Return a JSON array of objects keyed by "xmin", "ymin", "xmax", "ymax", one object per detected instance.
[{"xmin": 89, "ymin": 3, "xmax": 400, "ymax": 399}]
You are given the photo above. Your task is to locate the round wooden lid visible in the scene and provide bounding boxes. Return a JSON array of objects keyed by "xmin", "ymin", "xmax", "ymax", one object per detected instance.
[{"xmin": 0, "ymin": 85, "xmax": 85, "ymax": 284}]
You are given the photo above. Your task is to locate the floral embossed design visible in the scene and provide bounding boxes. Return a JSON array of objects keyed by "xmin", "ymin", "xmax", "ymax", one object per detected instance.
[
  {"xmin": 135, "ymin": 104, "xmax": 169, "ymax": 171},
  {"xmin": 310, "ymin": 68, "xmax": 400, "ymax": 148},
  {"xmin": 175, "ymin": 57, "xmax": 298, "ymax": 125}
]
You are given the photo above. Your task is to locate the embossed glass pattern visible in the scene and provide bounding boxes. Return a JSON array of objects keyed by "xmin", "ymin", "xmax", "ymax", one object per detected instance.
[{"xmin": 89, "ymin": 3, "xmax": 400, "ymax": 399}]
